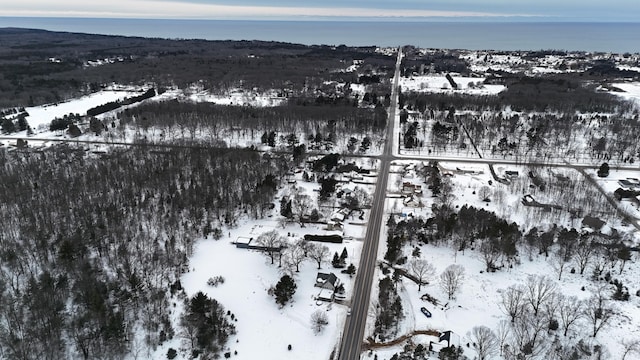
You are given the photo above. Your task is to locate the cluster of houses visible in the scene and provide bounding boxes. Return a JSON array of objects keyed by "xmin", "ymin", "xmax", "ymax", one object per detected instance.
[{"xmin": 402, "ymin": 181, "xmax": 424, "ymax": 208}]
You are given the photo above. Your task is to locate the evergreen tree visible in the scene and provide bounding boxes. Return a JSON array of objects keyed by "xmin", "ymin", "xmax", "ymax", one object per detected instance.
[
  {"xmin": 319, "ymin": 176, "xmax": 338, "ymax": 199},
  {"xmin": 267, "ymin": 131, "xmax": 277, "ymax": 147},
  {"xmin": 438, "ymin": 345, "xmax": 466, "ymax": 360},
  {"xmin": 181, "ymin": 292, "xmax": 235, "ymax": 354},
  {"xmin": 340, "ymin": 247, "xmax": 348, "ymax": 261},
  {"xmin": 17, "ymin": 116, "xmax": 29, "ymax": 131},
  {"xmin": 280, "ymin": 197, "xmax": 293, "ymax": 219},
  {"xmin": 332, "ymin": 252, "xmax": 343, "ymax": 268},
  {"xmin": 1, "ymin": 118, "xmax": 15, "ymax": 133},
  {"xmin": 274, "ymin": 275, "xmax": 296, "ymax": 306},
  {"xmin": 359, "ymin": 137, "xmax": 371, "ymax": 152},
  {"xmin": 597, "ymin": 162, "xmax": 610, "ymax": 177},
  {"xmin": 345, "ymin": 263, "xmax": 356, "ymax": 276}
]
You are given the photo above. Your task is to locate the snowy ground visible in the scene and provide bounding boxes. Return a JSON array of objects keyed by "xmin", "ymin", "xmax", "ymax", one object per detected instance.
[
  {"xmin": 610, "ymin": 82, "xmax": 640, "ymax": 106},
  {"xmin": 0, "ymin": 86, "xmax": 153, "ymax": 148},
  {"xmin": 183, "ymin": 88, "xmax": 286, "ymax": 107},
  {"xmin": 369, "ymin": 242, "xmax": 640, "ymax": 360},
  {"xmin": 24, "ymin": 88, "xmax": 142, "ymax": 131},
  {"xmin": 151, "ymin": 162, "xmax": 376, "ymax": 360},
  {"xmin": 3, "ymin": 68, "xmax": 640, "ymax": 359},
  {"xmin": 366, "ymin": 160, "xmax": 640, "ymax": 360},
  {"xmin": 399, "ymin": 75, "xmax": 505, "ymax": 95}
]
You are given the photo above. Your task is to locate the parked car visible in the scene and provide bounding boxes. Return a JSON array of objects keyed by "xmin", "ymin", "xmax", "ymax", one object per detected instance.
[{"xmin": 420, "ymin": 307, "xmax": 432, "ymax": 318}]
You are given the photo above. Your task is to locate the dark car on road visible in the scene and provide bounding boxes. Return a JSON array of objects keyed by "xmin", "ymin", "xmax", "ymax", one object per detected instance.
[{"xmin": 420, "ymin": 307, "xmax": 432, "ymax": 318}]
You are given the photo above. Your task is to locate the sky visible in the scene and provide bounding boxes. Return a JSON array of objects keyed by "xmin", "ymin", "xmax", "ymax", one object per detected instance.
[{"xmin": 0, "ymin": 0, "xmax": 638, "ymax": 22}]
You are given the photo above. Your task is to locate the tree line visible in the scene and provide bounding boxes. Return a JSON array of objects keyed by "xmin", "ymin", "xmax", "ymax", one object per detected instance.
[
  {"xmin": 117, "ymin": 100, "xmax": 387, "ymax": 143},
  {"xmin": 0, "ymin": 28, "xmax": 395, "ymax": 108}
]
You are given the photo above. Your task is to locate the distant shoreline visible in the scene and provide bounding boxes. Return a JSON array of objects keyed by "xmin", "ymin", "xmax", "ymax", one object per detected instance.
[{"xmin": 1, "ymin": 17, "xmax": 639, "ymax": 52}]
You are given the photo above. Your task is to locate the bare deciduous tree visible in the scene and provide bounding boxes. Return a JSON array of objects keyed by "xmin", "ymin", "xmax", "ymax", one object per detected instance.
[
  {"xmin": 439, "ymin": 264, "xmax": 465, "ymax": 300},
  {"xmin": 500, "ymin": 285, "xmax": 526, "ymax": 323},
  {"xmin": 310, "ymin": 310, "xmax": 329, "ymax": 335},
  {"xmin": 620, "ymin": 338, "xmax": 640, "ymax": 360},
  {"xmin": 409, "ymin": 259, "xmax": 437, "ymax": 292},
  {"xmin": 583, "ymin": 288, "xmax": 616, "ymax": 337},
  {"xmin": 292, "ymin": 191, "xmax": 313, "ymax": 227},
  {"xmin": 256, "ymin": 230, "xmax": 283, "ymax": 265},
  {"xmin": 495, "ymin": 320, "xmax": 510, "ymax": 357},
  {"xmin": 541, "ymin": 290, "xmax": 561, "ymax": 323},
  {"xmin": 284, "ymin": 243, "xmax": 306, "ymax": 272},
  {"xmin": 479, "ymin": 238, "xmax": 501, "ymax": 272},
  {"xmin": 478, "ymin": 185, "xmax": 492, "ymax": 202},
  {"xmin": 573, "ymin": 238, "xmax": 596, "ymax": 275},
  {"xmin": 557, "ymin": 294, "xmax": 584, "ymax": 337},
  {"xmin": 438, "ymin": 176, "xmax": 456, "ymax": 208},
  {"xmin": 550, "ymin": 248, "xmax": 569, "ymax": 281},
  {"xmin": 590, "ymin": 248, "xmax": 607, "ymax": 280},
  {"xmin": 296, "ymin": 238, "xmax": 314, "ymax": 257},
  {"xmin": 523, "ymin": 275, "xmax": 558, "ymax": 317},
  {"xmin": 468, "ymin": 326, "xmax": 499, "ymax": 360},
  {"xmin": 508, "ymin": 311, "xmax": 549, "ymax": 359},
  {"xmin": 308, "ymin": 243, "xmax": 330, "ymax": 270}
]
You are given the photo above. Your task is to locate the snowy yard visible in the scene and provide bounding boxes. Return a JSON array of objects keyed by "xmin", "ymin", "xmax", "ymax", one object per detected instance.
[{"xmin": 152, "ymin": 163, "xmax": 375, "ymax": 359}]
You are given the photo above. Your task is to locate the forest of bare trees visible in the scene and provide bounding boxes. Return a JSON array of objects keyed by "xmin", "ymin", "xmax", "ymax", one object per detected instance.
[
  {"xmin": 116, "ymin": 100, "xmax": 388, "ymax": 144},
  {"xmin": 400, "ymin": 75, "xmax": 640, "ymax": 164},
  {"xmin": 0, "ymin": 146, "xmax": 284, "ymax": 359}
]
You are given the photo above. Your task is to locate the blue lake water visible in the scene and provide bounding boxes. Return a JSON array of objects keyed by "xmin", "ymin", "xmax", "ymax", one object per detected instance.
[{"xmin": 0, "ymin": 17, "xmax": 639, "ymax": 53}]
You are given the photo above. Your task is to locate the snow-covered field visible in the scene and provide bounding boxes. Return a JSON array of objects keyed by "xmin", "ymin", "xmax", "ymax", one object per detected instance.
[
  {"xmin": 610, "ymin": 82, "xmax": 640, "ymax": 106},
  {"xmin": 184, "ymin": 88, "xmax": 286, "ymax": 107},
  {"xmin": 24, "ymin": 88, "xmax": 142, "ymax": 131},
  {"xmin": 399, "ymin": 75, "xmax": 505, "ymax": 95}
]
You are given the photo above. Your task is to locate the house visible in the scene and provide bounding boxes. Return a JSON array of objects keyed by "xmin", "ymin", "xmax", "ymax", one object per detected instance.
[
  {"xmin": 402, "ymin": 182, "xmax": 423, "ymax": 195},
  {"xmin": 330, "ymin": 209, "xmax": 348, "ymax": 223},
  {"xmin": 618, "ymin": 179, "xmax": 634, "ymax": 190},
  {"xmin": 428, "ymin": 330, "xmax": 461, "ymax": 354},
  {"xmin": 315, "ymin": 272, "xmax": 340, "ymax": 291},
  {"xmin": 326, "ymin": 220, "xmax": 343, "ymax": 231},
  {"xmin": 316, "ymin": 289, "xmax": 334, "ymax": 302},
  {"xmin": 234, "ymin": 237, "xmax": 253, "ymax": 249},
  {"xmin": 618, "ymin": 178, "xmax": 640, "ymax": 190},
  {"xmin": 504, "ymin": 170, "xmax": 519, "ymax": 178},
  {"xmin": 403, "ymin": 194, "xmax": 422, "ymax": 208},
  {"xmin": 234, "ymin": 237, "xmax": 284, "ymax": 252}
]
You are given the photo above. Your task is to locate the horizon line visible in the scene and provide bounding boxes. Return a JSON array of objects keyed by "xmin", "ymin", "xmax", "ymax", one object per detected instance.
[{"xmin": 3, "ymin": 15, "xmax": 640, "ymax": 23}]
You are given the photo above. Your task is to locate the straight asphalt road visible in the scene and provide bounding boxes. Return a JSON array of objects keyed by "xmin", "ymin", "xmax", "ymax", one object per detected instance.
[{"xmin": 338, "ymin": 47, "xmax": 403, "ymax": 360}]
